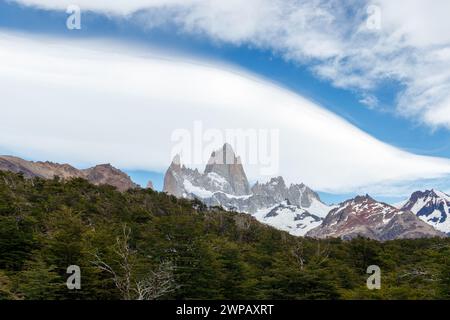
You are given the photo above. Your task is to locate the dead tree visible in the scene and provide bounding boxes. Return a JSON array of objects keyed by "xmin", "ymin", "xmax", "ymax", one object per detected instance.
[
  {"xmin": 291, "ymin": 240, "xmax": 330, "ymax": 271},
  {"xmin": 92, "ymin": 225, "xmax": 176, "ymax": 300},
  {"xmin": 291, "ymin": 240, "xmax": 306, "ymax": 270},
  {"xmin": 134, "ymin": 261, "xmax": 176, "ymax": 300}
]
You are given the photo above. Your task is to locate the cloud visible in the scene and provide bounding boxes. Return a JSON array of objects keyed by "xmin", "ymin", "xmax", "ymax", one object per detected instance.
[
  {"xmin": 11, "ymin": 0, "xmax": 450, "ymax": 130},
  {"xmin": 1, "ymin": 31, "xmax": 450, "ymax": 196},
  {"xmin": 359, "ymin": 94, "xmax": 378, "ymax": 109}
]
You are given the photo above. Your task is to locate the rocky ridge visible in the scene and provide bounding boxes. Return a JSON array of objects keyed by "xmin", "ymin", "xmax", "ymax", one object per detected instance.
[{"xmin": 0, "ymin": 155, "xmax": 138, "ymax": 192}]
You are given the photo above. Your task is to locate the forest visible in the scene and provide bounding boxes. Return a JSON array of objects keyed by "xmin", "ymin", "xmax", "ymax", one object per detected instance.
[{"xmin": 1, "ymin": 171, "xmax": 450, "ymax": 300}]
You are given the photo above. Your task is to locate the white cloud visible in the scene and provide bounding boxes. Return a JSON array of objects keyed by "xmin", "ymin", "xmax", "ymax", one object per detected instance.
[
  {"xmin": 359, "ymin": 94, "xmax": 378, "ymax": 109},
  {"xmin": 1, "ymin": 31, "xmax": 450, "ymax": 196},
  {"xmin": 11, "ymin": 0, "xmax": 450, "ymax": 130}
]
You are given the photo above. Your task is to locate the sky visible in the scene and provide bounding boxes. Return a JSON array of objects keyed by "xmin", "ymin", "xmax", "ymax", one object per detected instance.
[{"xmin": 1, "ymin": 0, "xmax": 450, "ymax": 204}]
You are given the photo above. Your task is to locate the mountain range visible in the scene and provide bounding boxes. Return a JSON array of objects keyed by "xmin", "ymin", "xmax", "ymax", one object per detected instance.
[
  {"xmin": 162, "ymin": 144, "xmax": 446, "ymax": 239},
  {"xmin": 0, "ymin": 155, "xmax": 138, "ymax": 192},
  {"xmin": 1, "ymin": 145, "xmax": 449, "ymax": 239},
  {"xmin": 163, "ymin": 143, "xmax": 332, "ymax": 236}
]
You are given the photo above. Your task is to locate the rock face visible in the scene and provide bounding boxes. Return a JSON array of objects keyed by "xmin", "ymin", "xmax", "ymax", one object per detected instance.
[
  {"xmin": 204, "ymin": 143, "xmax": 250, "ymax": 196},
  {"xmin": 0, "ymin": 155, "xmax": 138, "ymax": 192},
  {"xmin": 307, "ymin": 195, "xmax": 445, "ymax": 240},
  {"xmin": 163, "ymin": 143, "xmax": 333, "ymax": 236},
  {"xmin": 398, "ymin": 190, "xmax": 450, "ymax": 234}
]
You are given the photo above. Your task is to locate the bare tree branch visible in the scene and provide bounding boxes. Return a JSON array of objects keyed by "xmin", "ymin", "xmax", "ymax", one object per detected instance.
[{"xmin": 91, "ymin": 224, "xmax": 177, "ymax": 300}]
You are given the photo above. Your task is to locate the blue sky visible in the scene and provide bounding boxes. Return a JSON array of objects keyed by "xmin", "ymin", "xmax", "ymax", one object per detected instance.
[{"xmin": 1, "ymin": 0, "xmax": 450, "ymax": 204}]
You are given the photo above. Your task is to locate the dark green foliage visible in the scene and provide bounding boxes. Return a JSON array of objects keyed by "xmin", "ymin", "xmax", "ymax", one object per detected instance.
[{"xmin": 0, "ymin": 171, "xmax": 449, "ymax": 300}]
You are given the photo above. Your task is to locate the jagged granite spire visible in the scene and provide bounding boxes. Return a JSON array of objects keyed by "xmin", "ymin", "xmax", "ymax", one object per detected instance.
[
  {"xmin": 163, "ymin": 154, "xmax": 187, "ymax": 197},
  {"xmin": 204, "ymin": 143, "xmax": 250, "ymax": 196}
]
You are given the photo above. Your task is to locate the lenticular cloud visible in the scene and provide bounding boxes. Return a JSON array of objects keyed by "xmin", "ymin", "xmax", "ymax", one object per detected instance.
[{"xmin": 1, "ymin": 31, "xmax": 450, "ymax": 195}]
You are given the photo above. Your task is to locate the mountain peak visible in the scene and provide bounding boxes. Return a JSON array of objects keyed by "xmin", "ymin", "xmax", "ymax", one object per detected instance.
[
  {"xmin": 401, "ymin": 189, "xmax": 450, "ymax": 234},
  {"xmin": 171, "ymin": 154, "xmax": 182, "ymax": 166},
  {"xmin": 82, "ymin": 164, "xmax": 138, "ymax": 192},
  {"xmin": 204, "ymin": 144, "xmax": 250, "ymax": 196},
  {"xmin": 308, "ymin": 195, "xmax": 444, "ymax": 240},
  {"xmin": 92, "ymin": 163, "xmax": 114, "ymax": 170},
  {"xmin": 206, "ymin": 143, "xmax": 239, "ymax": 166},
  {"xmin": 270, "ymin": 176, "xmax": 286, "ymax": 186},
  {"xmin": 353, "ymin": 194, "xmax": 375, "ymax": 203}
]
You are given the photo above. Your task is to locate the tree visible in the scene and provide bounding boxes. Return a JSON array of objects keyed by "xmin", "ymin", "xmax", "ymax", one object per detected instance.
[
  {"xmin": 438, "ymin": 255, "xmax": 450, "ymax": 299},
  {"xmin": 0, "ymin": 271, "xmax": 19, "ymax": 300},
  {"xmin": 92, "ymin": 225, "xmax": 176, "ymax": 300},
  {"xmin": 0, "ymin": 216, "xmax": 34, "ymax": 270},
  {"xmin": 16, "ymin": 257, "xmax": 62, "ymax": 300}
]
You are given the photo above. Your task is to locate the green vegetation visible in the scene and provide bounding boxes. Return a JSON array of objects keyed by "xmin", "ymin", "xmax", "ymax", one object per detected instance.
[{"xmin": 0, "ymin": 171, "xmax": 449, "ymax": 300}]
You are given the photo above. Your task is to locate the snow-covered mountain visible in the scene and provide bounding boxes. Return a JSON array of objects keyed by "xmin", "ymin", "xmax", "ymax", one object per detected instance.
[
  {"xmin": 397, "ymin": 190, "xmax": 450, "ymax": 234},
  {"xmin": 307, "ymin": 195, "xmax": 445, "ymax": 240},
  {"xmin": 163, "ymin": 144, "xmax": 446, "ymax": 239},
  {"xmin": 163, "ymin": 143, "xmax": 333, "ymax": 236},
  {"xmin": 253, "ymin": 201, "xmax": 322, "ymax": 236}
]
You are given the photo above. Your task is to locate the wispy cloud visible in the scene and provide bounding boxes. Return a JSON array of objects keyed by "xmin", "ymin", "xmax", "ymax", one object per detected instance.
[
  {"xmin": 359, "ymin": 94, "xmax": 379, "ymax": 109},
  {"xmin": 1, "ymin": 31, "xmax": 450, "ymax": 196},
  {"xmin": 11, "ymin": 0, "xmax": 450, "ymax": 130}
]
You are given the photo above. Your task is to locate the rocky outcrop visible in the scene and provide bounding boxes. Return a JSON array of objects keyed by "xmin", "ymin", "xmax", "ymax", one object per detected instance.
[
  {"xmin": 307, "ymin": 195, "xmax": 445, "ymax": 240},
  {"xmin": 0, "ymin": 155, "xmax": 138, "ymax": 192}
]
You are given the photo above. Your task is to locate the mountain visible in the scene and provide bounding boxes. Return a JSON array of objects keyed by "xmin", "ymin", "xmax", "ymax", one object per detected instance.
[
  {"xmin": 163, "ymin": 144, "xmax": 333, "ymax": 236},
  {"xmin": 253, "ymin": 200, "xmax": 322, "ymax": 236},
  {"xmin": 204, "ymin": 143, "xmax": 250, "ymax": 195},
  {"xmin": 82, "ymin": 164, "xmax": 138, "ymax": 192},
  {"xmin": 398, "ymin": 190, "xmax": 450, "ymax": 234},
  {"xmin": 250, "ymin": 177, "xmax": 332, "ymax": 218},
  {"xmin": 307, "ymin": 195, "xmax": 445, "ymax": 240},
  {"xmin": 0, "ymin": 155, "xmax": 138, "ymax": 192}
]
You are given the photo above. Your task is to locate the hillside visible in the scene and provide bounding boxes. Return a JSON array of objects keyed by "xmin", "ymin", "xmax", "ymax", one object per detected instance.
[{"xmin": 1, "ymin": 171, "xmax": 450, "ymax": 300}]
